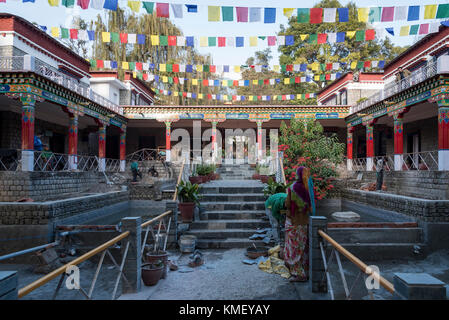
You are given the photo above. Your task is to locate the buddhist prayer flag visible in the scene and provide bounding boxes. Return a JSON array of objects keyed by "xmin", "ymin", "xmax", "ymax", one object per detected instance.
[
  {"xmin": 102, "ymin": 32, "xmax": 110, "ymax": 42},
  {"xmin": 264, "ymin": 8, "xmax": 276, "ymax": 23},
  {"xmin": 151, "ymin": 35, "xmax": 159, "ymax": 45},
  {"xmin": 268, "ymin": 36, "xmax": 276, "ymax": 46},
  {"xmin": 323, "ymin": 8, "xmax": 336, "ymax": 22},
  {"xmin": 297, "ymin": 8, "xmax": 310, "ymax": 23},
  {"xmin": 200, "ymin": 36, "xmax": 207, "ymax": 47},
  {"xmin": 395, "ymin": 6, "xmax": 407, "ymax": 21},
  {"xmin": 69, "ymin": 29, "xmax": 78, "ymax": 39},
  {"xmin": 51, "ymin": 27, "xmax": 60, "ymax": 37},
  {"xmin": 419, "ymin": 23, "xmax": 429, "ymax": 35},
  {"xmin": 156, "ymin": 3, "xmax": 169, "ymax": 18},
  {"xmin": 424, "ymin": 5, "xmax": 438, "ymax": 19},
  {"xmin": 48, "ymin": 0, "xmax": 59, "ymax": 6},
  {"xmin": 91, "ymin": 0, "xmax": 105, "ymax": 10},
  {"xmin": 358, "ymin": 8, "xmax": 369, "ymax": 22},
  {"xmin": 317, "ymin": 33, "xmax": 327, "ymax": 44},
  {"xmin": 368, "ymin": 7, "xmax": 381, "ymax": 23},
  {"xmin": 143, "ymin": 2, "xmax": 154, "ymax": 14},
  {"xmin": 355, "ymin": 30, "xmax": 365, "ymax": 41},
  {"xmin": 236, "ymin": 7, "xmax": 249, "ymax": 22},
  {"xmin": 337, "ymin": 8, "xmax": 349, "ymax": 22},
  {"xmin": 283, "ymin": 8, "xmax": 295, "ymax": 18},
  {"xmin": 346, "ymin": 31, "xmax": 356, "ymax": 39},
  {"xmin": 309, "ymin": 34, "xmax": 317, "ymax": 44},
  {"xmin": 110, "ymin": 32, "xmax": 119, "ymax": 42},
  {"xmin": 159, "ymin": 35, "xmax": 167, "ymax": 45},
  {"xmin": 168, "ymin": 35, "xmax": 176, "ymax": 46},
  {"xmin": 62, "ymin": 0, "xmax": 74, "ymax": 7},
  {"xmin": 249, "ymin": 7, "xmax": 261, "ymax": 22},
  {"xmin": 208, "ymin": 6, "xmax": 220, "ymax": 21},
  {"xmin": 236, "ymin": 37, "xmax": 244, "ymax": 47},
  {"xmin": 310, "ymin": 8, "xmax": 323, "ymax": 24},
  {"xmin": 185, "ymin": 4, "xmax": 197, "ymax": 13},
  {"xmin": 400, "ymin": 25, "xmax": 410, "ymax": 36},
  {"xmin": 381, "ymin": 7, "xmax": 394, "ymax": 22},
  {"xmin": 436, "ymin": 4, "xmax": 449, "ymax": 19},
  {"xmin": 77, "ymin": 0, "xmax": 90, "ymax": 10},
  {"xmin": 222, "ymin": 6, "xmax": 234, "ymax": 21},
  {"xmin": 208, "ymin": 37, "xmax": 216, "ymax": 46},
  {"xmin": 60, "ymin": 28, "xmax": 68, "ymax": 38},
  {"xmin": 103, "ymin": 0, "xmax": 117, "ymax": 10},
  {"xmin": 409, "ymin": 24, "xmax": 419, "ymax": 35},
  {"xmin": 122, "ymin": 61, "xmax": 129, "ymax": 69},
  {"xmin": 249, "ymin": 36, "xmax": 257, "ymax": 46},
  {"xmin": 407, "ymin": 6, "xmax": 419, "ymax": 21}
]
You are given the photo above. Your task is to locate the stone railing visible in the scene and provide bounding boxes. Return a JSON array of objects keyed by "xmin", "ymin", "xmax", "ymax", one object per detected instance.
[
  {"xmin": 350, "ymin": 61, "xmax": 438, "ymax": 115},
  {"xmin": 0, "ymin": 55, "xmax": 123, "ymax": 115}
]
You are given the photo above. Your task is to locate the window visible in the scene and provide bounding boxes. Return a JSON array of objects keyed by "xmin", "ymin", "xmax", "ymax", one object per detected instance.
[
  {"xmin": 131, "ymin": 93, "xmax": 136, "ymax": 105},
  {"xmin": 341, "ymin": 90, "xmax": 347, "ymax": 105}
]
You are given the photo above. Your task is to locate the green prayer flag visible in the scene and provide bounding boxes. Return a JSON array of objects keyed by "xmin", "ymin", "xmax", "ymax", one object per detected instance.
[
  {"xmin": 129, "ymin": 62, "xmax": 136, "ymax": 70},
  {"xmin": 60, "ymin": 28, "xmax": 69, "ymax": 39},
  {"xmin": 222, "ymin": 6, "xmax": 234, "ymax": 21},
  {"xmin": 227, "ymin": 94, "xmax": 232, "ymax": 100},
  {"xmin": 436, "ymin": 4, "xmax": 449, "ymax": 19},
  {"xmin": 355, "ymin": 30, "xmax": 365, "ymax": 41},
  {"xmin": 309, "ymin": 34, "xmax": 317, "ymax": 44},
  {"xmin": 168, "ymin": 76, "xmax": 173, "ymax": 84},
  {"xmin": 160, "ymin": 36, "xmax": 168, "ymax": 46},
  {"xmin": 281, "ymin": 65, "xmax": 286, "ymax": 72},
  {"xmin": 297, "ymin": 8, "xmax": 310, "ymax": 23},
  {"xmin": 277, "ymin": 95, "xmax": 282, "ymax": 101},
  {"xmin": 137, "ymin": 73, "xmax": 143, "ymax": 80},
  {"xmin": 203, "ymin": 65, "xmax": 210, "ymax": 72},
  {"xmin": 409, "ymin": 25, "xmax": 419, "ymax": 35},
  {"xmin": 301, "ymin": 94, "xmax": 305, "ymax": 100},
  {"xmin": 166, "ymin": 64, "xmax": 173, "ymax": 72},
  {"xmin": 228, "ymin": 80, "xmax": 233, "ymax": 86},
  {"xmin": 90, "ymin": 59, "xmax": 97, "ymax": 68},
  {"xmin": 368, "ymin": 7, "xmax": 381, "ymax": 23},
  {"xmin": 62, "ymin": 0, "xmax": 74, "ymax": 7},
  {"xmin": 110, "ymin": 32, "xmax": 119, "ymax": 43},
  {"xmin": 356, "ymin": 61, "xmax": 364, "ymax": 69},
  {"xmin": 143, "ymin": 2, "xmax": 154, "ymax": 14},
  {"xmin": 258, "ymin": 36, "xmax": 266, "ymax": 40},
  {"xmin": 320, "ymin": 64, "xmax": 326, "ymax": 72},
  {"xmin": 320, "ymin": 74, "xmax": 325, "ymax": 81},
  {"xmin": 208, "ymin": 37, "xmax": 216, "ymax": 47},
  {"xmin": 258, "ymin": 79, "xmax": 263, "ymax": 85}
]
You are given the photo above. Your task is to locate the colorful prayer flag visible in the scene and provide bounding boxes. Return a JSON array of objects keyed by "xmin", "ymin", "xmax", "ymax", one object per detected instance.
[
  {"xmin": 48, "ymin": 0, "xmax": 59, "ymax": 7},
  {"xmin": 103, "ymin": 0, "xmax": 117, "ymax": 10},
  {"xmin": 310, "ymin": 8, "xmax": 323, "ymax": 24},
  {"xmin": 323, "ymin": 8, "xmax": 336, "ymax": 23},
  {"xmin": 407, "ymin": 6, "xmax": 420, "ymax": 21},
  {"xmin": 143, "ymin": 2, "xmax": 154, "ymax": 14},
  {"xmin": 156, "ymin": 3, "xmax": 169, "ymax": 18},
  {"xmin": 208, "ymin": 6, "xmax": 220, "ymax": 21},
  {"xmin": 264, "ymin": 8, "xmax": 276, "ymax": 23},
  {"xmin": 368, "ymin": 7, "xmax": 381, "ymax": 23},
  {"xmin": 436, "ymin": 4, "xmax": 449, "ymax": 19},
  {"xmin": 236, "ymin": 7, "xmax": 249, "ymax": 22},
  {"xmin": 249, "ymin": 7, "xmax": 261, "ymax": 22},
  {"xmin": 185, "ymin": 4, "xmax": 197, "ymax": 13},
  {"xmin": 222, "ymin": 6, "xmax": 234, "ymax": 21},
  {"xmin": 283, "ymin": 8, "xmax": 295, "ymax": 18},
  {"xmin": 357, "ymin": 8, "xmax": 369, "ymax": 22},
  {"xmin": 102, "ymin": 32, "xmax": 110, "ymax": 42},
  {"xmin": 337, "ymin": 8, "xmax": 349, "ymax": 22},
  {"xmin": 297, "ymin": 8, "xmax": 310, "ymax": 23},
  {"xmin": 424, "ymin": 5, "xmax": 437, "ymax": 19},
  {"xmin": 381, "ymin": 7, "xmax": 394, "ymax": 22}
]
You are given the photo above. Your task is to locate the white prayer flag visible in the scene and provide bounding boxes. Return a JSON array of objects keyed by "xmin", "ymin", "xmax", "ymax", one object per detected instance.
[
  {"xmin": 293, "ymin": 64, "xmax": 301, "ymax": 72},
  {"xmin": 372, "ymin": 61, "xmax": 378, "ymax": 68},
  {"xmin": 143, "ymin": 63, "xmax": 149, "ymax": 71},
  {"xmin": 216, "ymin": 65, "xmax": 223, "ymax": 73},
  {"xmin": 332, "ymin": 63, "xmax": 340, "ymax": 70},
  {"xmin": 327, "ymin": 33, "xmax": 337, "ymax": 44},
  {"xmin": 91, "ymin": 0, "xmax": 105, "ymax": 10},
  {"xmin": 187, "ymin": 92, "xmax": 191, "ymax": 98},
  {"xmin": 128, "ymin": 34, "xmax": 136, "ymax": 44},
  {"xmin": 239, "ymin": 80, "xmax": 244, "ymax": 86},
  {"xmin": 104, "ymin": 60, "xmax": 111, "ymax": 69},
  {"xmin": 78, "ymin": 30, "xmax": 88, "ymax": 41},
  {"xmin": 277, "ymin": 36, "xmax": 285, "ymax": 46},
  {"xmin": 330, "ymin": 74, "xmax": 336, "ymax": 81},
  {"xmin": 171, "ymin": 4, "xmax": 183, "ymax": 18},
  {"xmin": 394, "ymin": 6, "xmax": 407, "ymax": 21},
  {"xmin": 179, "ymin": 64, "xmax": 186, "ymax": 72},
  {"xmin": 209, "ymin": 80, "xmax": 214, "ymax": 86},
  {"xmin": 179, "ymin": 78, "xmax": 184, "ymax": 85},
  {"xmin": 177, "ymin": 36, "xmax": 185, "ymax": 46},
  {"xmin": 323, "ymin": 8, "xmax": 336, "ymax": 23},
  {"xmin": 301, "ymin": 77, "xmax": 306, "ymax": 82},
  {"xmin": 226, "ymin": 37, "xmax": 235, "ymax": 47},
  {"xmin": 249, "ymin": 7, "xmax": 262, "ymax": 22},
  {"xmin": 430, "ymin": 22, "xmax": 440, "ymax": 33},
  {"xmin": 212, "ymin": 94, "xmax": 216, "ymax": 99},
  {"xmin": 269, "ymin": 79, "xmax": 275, "ymax": 85}
]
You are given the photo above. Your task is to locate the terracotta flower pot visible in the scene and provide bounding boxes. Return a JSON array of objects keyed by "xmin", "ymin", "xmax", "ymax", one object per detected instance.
[
  {"xmin": 260, "ymin": 175, "xmax": 269, "ymax": 183},
  {"xmin": 209, "ymin": 173, "xmax": 215, "ymax": 180},
  {"xmin": 200, "ymin": 175, "xmax": 208, "ymax": 183},
  {"xmin": 189, "ymin": 176, "xmax": 202, "ymax": 184},
  {"xmin": 214, "ymin": 173, "xmax": 220, "ymax": 180},
  {"xmin": 141, "ymin": 263, "xmax": 163, "ymax": 286},
  {"xmin": 146, "ymin": 251, "xmax": 168, "ymax": 279},
  {"xmin": 178, "ymin": 202, "xmax": 195, "ymax": 222},
  {"xmin": 252, "ymin": 173, "xmax": 261, "ymax": 180},
  {"xmin": 250, "ymin": 164, "xmax": 256, "ymax": 168}
]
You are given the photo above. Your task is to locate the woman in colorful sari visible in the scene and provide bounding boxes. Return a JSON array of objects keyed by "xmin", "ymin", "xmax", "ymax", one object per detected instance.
[{"xmin": 283, "ymin": 166, "xmax": 315, "ymax": 282}]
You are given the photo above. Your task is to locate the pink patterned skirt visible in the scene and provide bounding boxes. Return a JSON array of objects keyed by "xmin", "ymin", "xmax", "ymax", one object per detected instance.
[{"xmin": 283, "ymin": 218, "xmax": 309, "ymax": 278}]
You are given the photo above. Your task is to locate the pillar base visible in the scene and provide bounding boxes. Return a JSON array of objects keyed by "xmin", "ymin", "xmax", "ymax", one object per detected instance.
[
  {"xmin": 68, "ymin": 155, "xmax": 78, "ymax": 171},
  {"xmin": 367, "ymin": 157, "xmax": 374, "ymax": 171},
  {"xmin": 98, "ymin": 158, "xmax": 105, "ymax": 172},
  {"xmin": 120, "ymin": 160, "xmax": 126, "ymax": 172},
  {"xmin": 394, "ymin": 154, "xmax": 403, "ymax": 171},
  {"xmin": 165, "ymin": 150, "xmax": 171, "ymax": 162},
  {"xmin": 21, "ymin": 150, "xmax": 34, "ymax": 172},
  {"xmin": 347, "ymin": 159, "xmax": 353, "ymax": 171},
  {"xmin": 439, "ymin": 150, "xmax": 449, "ymax": 171}
]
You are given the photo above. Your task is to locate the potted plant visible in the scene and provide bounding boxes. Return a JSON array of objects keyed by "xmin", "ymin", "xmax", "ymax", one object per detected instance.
[
  {"xmin": 252, "ymin": 164, "xmax": 261, "ymax": 180},
  {"xmin": 141, "ymin": 260, "xmax": 164, "ymax": 286},
  {"xmin": 263, "ymin": 177, "xmax": 289, "ymax": 197},
  {"xmin": 258, "ymin": 165, "xmax": 270, "ymax": 183},
  {"xmin": 189, "ymin": 172, "xmax": 202, "ymax": 184},
  {"xmin": 177, "ymin": 180, "xmax": 201, "ymax": 223},
  {"xmin": 208, "ymin": 164, "xmax": 216, "ymax": 180},
  {"xmin": 196, "ymin": 164, "xmax": 208, "ymax": 183}
]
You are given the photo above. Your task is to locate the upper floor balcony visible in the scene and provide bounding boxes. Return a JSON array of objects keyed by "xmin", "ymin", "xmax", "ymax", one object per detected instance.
[{"xmin": 0, "ymin": 55, "xmax": 123, "ymax": 115}]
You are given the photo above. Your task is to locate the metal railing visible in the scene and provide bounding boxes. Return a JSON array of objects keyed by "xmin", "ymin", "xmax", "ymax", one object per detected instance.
[
  {"xmin": 351, "ymin": 151, "xmax": 439, "ymax": 171},
  {"xmin": 350, "ymin": 61, "xmax": 438, "ymax": 115},
  {"xmin": 318, "ymin": 229, "xmax": 395, "ymax": 300},
  {"xmin": 0, "ymin": 56, "xmax": 123, "ymax": 115},
  {"xmin": 351, "ymin": 157, "xmax": 367, "ymax": 171}
]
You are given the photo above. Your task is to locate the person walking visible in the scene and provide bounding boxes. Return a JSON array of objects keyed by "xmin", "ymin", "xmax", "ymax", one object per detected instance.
[
  {"xmin": 130, "ymin": 160, "xmax": 142, "ymax": 182},
  {"xmin": 396, "ymin": 67, "xmax": 411, "ymax": 90},
  {"xmin": 283, "ymin": 166, "xmax": 315, "ymax": 282}
]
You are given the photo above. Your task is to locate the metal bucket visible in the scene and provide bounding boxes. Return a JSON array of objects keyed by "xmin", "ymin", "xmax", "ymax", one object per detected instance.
[{"xmin": 179, "ymin": 235, "xmax": 196, "ymax": 253}]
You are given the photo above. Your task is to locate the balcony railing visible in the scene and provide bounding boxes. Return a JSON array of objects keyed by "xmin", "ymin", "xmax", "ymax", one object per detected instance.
[
  {"xmin": 350, "ymin": 61, "xmax": 438, "ymax": 115},
  {"xmin": 0, "ymin": 56, "xmax": 123, "ymax": 116},
  {"xmin": 350, "ymin": 151, "xmax": 439, "ymax": 171}
]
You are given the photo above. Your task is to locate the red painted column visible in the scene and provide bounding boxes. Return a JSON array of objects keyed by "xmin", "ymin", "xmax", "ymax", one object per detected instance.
[
  {"xmin": 68, "ymin": 114, "xmax": 78, "ymax": 170},
  {"xmin": 165, "ymin": 121, "xmax": 171, "ymax": 162},
  {"xmin": 120, "ymin": 128, "xmax": 126, "ymax": 172},
  {"xmin": 257, "ymin": 120, "xmax": 263, "ymax": 162},
  {"xmin": 438, "ymin": 106, "xmax": 449, "ymax": 170},
  {"xmin": 347, "ymin": 126, "xmax": 354, "ymax": 171},
  {"xmin": 393, "ymin": 115, "xmax": 404, "ymax": 171},
  {"xmin": 211, "ymin": 121, "xmax": 217, "ymax": 163},
  {"xmin": 21, "ymin": 96, "xmax": 36, "ymax": 171},
  {"xmin": 98, "ymin": 124, "xmax": 106, "ymax": 171},
  {"xmin": 366, "ymin": 122, "xmax": 375, "ymax": 171}
]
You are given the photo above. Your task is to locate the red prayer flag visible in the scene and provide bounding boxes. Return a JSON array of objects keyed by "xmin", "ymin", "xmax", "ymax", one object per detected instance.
[
  {"xmin": 156, "ymin": 3, "xmax": 169, "ymax": 18},
  {"xmin": 77, "ymin": 0, "xmax": 90, "ymax": 10},
  {"xmin": 96, "ymin": 60, "xmax": 104, "ymax": 69},
  {"xmin": 182, "ymin": 92, "xmax": 187, "ymax": 97},
  {"xmin": 310, "ymin": 8, "xmax": 323, "ymax": 24},
  {"xmin": 317, "ymin": 33, "xmax": 327, "ymax": 44},
  {"xmin": 120, "ymin": 33, "xmax": 128, "ymax": 43},
  {"xmin": 381, "ymin": 7, "xmax": 394, "ymax": 22},
  {"xmin": 69, "ymin": 29, "xmax": 78, "ymax": 39},
  {"xmin": 143, "ymin": 73, "xmax": 148, "ymax": 81},
  {"xmin": 207, "ymin": 94, "xmax": 212, "ymax": 100},
  {"xmin": 295, "ymin": 77, "xmax": 300, "ymax": 83},
  {"xmin": 267, "ymin": 36, "xmax": 276, "ymax": 46},
  {"xmin": 326, "ymin": 63, "xmax": 332, "ymax": 71},
  {"xmin": 210, "ymin": 65, "xmax": 216, "ymax": 73},
  {"xmin": 364, "ymin": 61, "xmax": 371, "ymax": 68},
  {"xmin": 281, "ymin": 95, "xmax": 286, "ymax": 100},
  {"xmin": 264, "ymin": 79, "xmax": 269, "ymax": 84},
  {"xmin": 203, "ymin": 80, "xmax": 209, "ymax": 86},
  {"xmin": 218, "ymin": 37, "xmax": 226, "ymax": 47},
  {"xmin": 365, "ymin": 29, "xmax": 375, "ymax": 41},
  {"xmin": 232, "ymin": 95, "xmax": 237, "ymax": 101},
  {"xmin": 233, "ymin": 80, "xmax": 239, "ymax": 86},
  {"xmin": 257, "ymin": 96, "xmax": 262, "ymax": 100},
  {"xmin": 286, "ymin": 64, "xmax": 293, "ymax": 71},
  {"xmin": 305, "ymin": 93, "xmax": 310, "ymax": 99},
  {"xmin": 419, "ymin": 24, "xmax": 429, "ymax": 35},
  {"xmin": 168, "ymin": 36, "xmax": 176, "ymax": 46},
  {"xmin": 173, "ymin": 64, "xmax": 179, "ymax": 72},
  {"xmin": 236, "ymin": 7, "xmax": 249, "ymax": 22},
  {"xmin": 325, "ymin": 74, "xmax": 331, "ymax": 80},
  {"xmin": 173, "ymin": 77, "xmax": 179, "ymax": 83},
  {"xmin": 136, "ymin": 62, "xmax": 142, "ymax": 70}
]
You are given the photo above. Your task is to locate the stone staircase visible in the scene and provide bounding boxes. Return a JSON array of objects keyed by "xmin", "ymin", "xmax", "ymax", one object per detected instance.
[{"xmin": 186, "ymin": 164, "xmax": 271, "ymax": 249}]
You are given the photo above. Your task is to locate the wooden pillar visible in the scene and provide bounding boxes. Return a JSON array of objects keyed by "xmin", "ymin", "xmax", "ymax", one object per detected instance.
[
  {"xmin": 165, "ymin": 121, "xmax": 171, "ymax": 162},
  {"xmin": 438, "ymin": 105, "xmax": 449, "ymax": 170},
  {"xmin": 98, "ymin": 124, "xmax": 107, "ymax": 172},
  {"xmin": 257, "ymin": 120, "xmax": 263, "ymax": 163},
  {"xmin": 347, "ymin": 126, "xmax": 354, "ymax": 171},
  {"xmin": 120, "ymin": 128, "xmax": 126, "ymax": 172},
  {"xmin": 393, "ymin": 115, "xmax": 404, "ymax": 171},
  {"xmin": 366, "ymin": 122, "xmax": 375, "ymax": 171},
  {"xmin": 21, "ymin": 96, "xmax": 36, "ymax": 172},
  {"xmin": 68, "ymin": 114, "xmax": 78, "ymax": 170}
]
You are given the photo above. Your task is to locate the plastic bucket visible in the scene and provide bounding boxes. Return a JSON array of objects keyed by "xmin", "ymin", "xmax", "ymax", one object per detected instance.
[{"xmin": 179, "ymin": 235, "xmax": 196, "ymax": 253}]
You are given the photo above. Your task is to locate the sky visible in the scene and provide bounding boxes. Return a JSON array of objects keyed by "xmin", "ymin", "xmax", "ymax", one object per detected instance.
[{"xmin": 1, "ymin": 0, "xmax": 449, "ymax": 80}]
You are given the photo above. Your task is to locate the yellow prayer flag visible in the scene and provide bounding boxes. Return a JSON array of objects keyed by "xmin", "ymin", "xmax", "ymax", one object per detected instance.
[
  {"xmin": 48, "ymin": 0, "xmax": 59, "ymax": 6},
  {"xmin": 357, "ymin": 8, "xmax": 369, "ymax": 22},
  {"xmin": 297, "ymin": 94, "xmax": 302, "ymax": 100},
  {"xmin": 198, "ymin": 93, "xmax": 204, "ymax": 99},
  {"xmin": 399, "ymin": 26, "xmax": 410, "ymax": 36},
  {"xmin": 192, "ymin": 79, "xmax": 198, "ymax": 86},
  {"xmin": 133, "ymin": 72, "xmax": 137, "ymax": 78},
  {"xmin": 222, "ymin": 80, "xmax": 227, "ymax": 86},
  {"xmin": 51, "ymin": 27, "xmax": 60, "ymax": 38},
  {"xmin": 127, "ymin": 0, "xmax": 141, "ymax": 13},
  {"xmin": 159, "ymin": 64, "xmax": 166, "ymax": 72},
  {"xmin": 300, "ymin": 34, "xmax": 308, "ymax": 41},
  {"xmin": 252, "ymin": 79, "xmax": 258, "ymax": 85},
  {"xmin": 311, "ymin": 62, "xmax": 319, "ymax": 71},
  {"xmin": 122, "ymin": 62, "xmax": 129, "ymax": 70},
  {"xmin": 102, "ymin": 32, "xmax": 110, "ymax": 43},
  {"xmin": 283, "ymin": 8, "xmax": 295, "ymax": 18},
  {"xmin": 350, "ymin": 61, "xmax": 357, "ymax": 69},
  {"xmin": 200, "ymin": 37, "xmax": 208, "ymax": 47},
  {"xmin": 249, "ymin": 96, "xmax": 253, "ymax": 101},
  {"xmin": 249, "ymin": 36, "xmax": 258, "ymax": 47},
  {"xmin": 208, "ymin": 6, "xmax": 220, "ymax": 22},
  {"xmin": 424, "ymin": 5, "xmax": 438, "ymax": 19},
  {"xmin": 223, "ymin": 95, "xmax": 228, "ymax": 101},
  {"xmin": 314, "ymin": 75, "xmax": 320, "ymax": 81},
  {"xmin": 197, "ymin": 65, "xmax": 203, "ymax": 72},
  {"xmin": 174, "ymin": 91, "xmax": 179, "ymax": 97},
  {"xmin": 273, "ymin": 65, "xmax": 280, "ymax": 72},
  {"xmin": 151, "ymin": 35, "xmax": 159, "ymax": 45},
  {"xmin": 284, "ymin": 78, "xmax": 290, "ymax": 85},
  {"xmin": 234, "ymin": 66, "xmax": 241, "ymax": 73},
  {"xmin": 162, "ymin": 76, "xmax": 168, "ymax": 83},
  {"xmin": 346, "ymin": 31, "xmax": 356, "ymax": 39}
]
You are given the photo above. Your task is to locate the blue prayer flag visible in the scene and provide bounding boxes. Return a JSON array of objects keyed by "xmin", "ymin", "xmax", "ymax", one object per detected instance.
[
  {"xmin": 285, "ymin": 35, "xmax": 294, "ymax": 45},
  {"xmin": 137, "ymin": 34, "xmax": 145, "ymax": 44},
  {"xmin": 300, "ymin": 64, "xmax": 307, "ymax": 72},
  {"xmin": 111, "ymin": 61, "xmax": 118, "ymax": 68},
  {"xmin": 336, "ymin": 32, "xmax": 345, "ymax": 43},
  {"xmin": 236, "ymin": 37, "xmax": 244, "ymax": 47},
  {"xmin": 290, "ymin": 95, "xmax": 295, "ymax": 100},
  {"xmin": 214, "ymin": 80, "xmax": 219, "ymax": 86},
  {"xmin": 103, "ymin": 0, "xmax": 117, "ymax": 11},
  {"xmin": 441, "ymin": 20, "xmax": 449, "ymax": 27},
  {"xmin": 306, "ymin": 76, "xmax": 312, "ymax": 82},
  {"xmin": 338, "ymin": 8, "xmax": 349, "ymax": 22},
  {"xmin": 378, "ymin": 61, "xmax": 385, "ymax": 69},
  {"xmin": 186, "ymin": 36, "xmax": 194, "ymax": 47},
  {"xmin": 224, "ymin": 65, "xmax": 230, "ymax": 72},
  {"xmin": 275, "ymin": 78, "xmax": 280, "ymax": 83},
  {"xmin": 87, "ymin": 30, "xmax": 95, "ymax": 41},
  {"xmin": 407, "ymin": 6, "xmax": 420, "ymax": 21},
  {"xmin": 385, "ymin": 27, "xmax": 394, "ymax": 36},
  {"xmin": 266, "ymin": 96, "xmax": 270, "ymax": 101},
  {"xmin": 241, "ymin": 96, "xmax": 245, "ymax": 101},
  {"xmin": 186, "ymin": 65, "xmax": 193, "ymax": 72},
  {"xmin": 264, "ymin": 8, "xmax": 276, "ymax": 23},
  {"xmin": 186, "ymin": 5, "xmax": 197, "ymax": 13},
  {"xmin": 336, "ymin": 73, "xmax": 341, "ymax": 79},
  {"xmin": 192, "ymin": 93, "xmax": 196, "ymax": 98},
  {"xmin": 23, "ymin": 0, "xmax": 35, "ymax": 2},
  {"xmin": 39, "ymin": 25, "xmax": 47, "ymax": 31},
  {"xmin": 149, "ymin": 63, "xmax": 155, "ymax": 69},
  {"xmin": 167, "ymin": 91, "xmax": 171, "ymax": 96},
  {"xmin": 216, "ymin": 94, "xmax": 221, "ymax": 100},
  {"xmin": 154, "ymin": 75, "xmax": 159, "ymax": 82},
  {"xmin": 244, "ymin": 80, "xmax": 249, "ymax": 86}
]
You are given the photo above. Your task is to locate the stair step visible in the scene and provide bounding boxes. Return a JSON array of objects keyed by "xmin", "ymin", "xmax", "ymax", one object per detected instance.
[
  {"xmin": 191, "ymin": 219, "xmax": 271, "ymax": 230},
  {"xmin": 200, "ymin": 187, "xmax": 264, "ymax": 194},
  {"xmin": 200, "ymin": 210, "xmax": 267, "ymax": 220},
  {"xmin": 195, "ymin": 238, "xmax": 269, "ymax": 249},
  {"xmin": 186, "ymin": 228, "xmax": 264, "ymax": 239},
  {"xmin": 200, "ymin": 193, "xmax": 266, "ymax": 202},
  {"xmin": 327, "ymin": 228, "xmax": 422, "ymax": 244},
  {"xmin": 201, "ymin": 201, "xmax": 266, "ymax": 211}
]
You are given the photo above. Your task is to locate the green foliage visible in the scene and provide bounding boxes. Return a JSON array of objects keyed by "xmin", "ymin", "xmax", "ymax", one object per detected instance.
[
  {"xmin": 279, "ymin": 118, "xmax": 344, "ymax": 199},
  {"xmin": 195, "ymin": 164, "xmax": 215, "ymax": 176},
  {"xmin": 177, "ymin": 180, "xmax": 201, "ymax": 204},
  {"xmin": 263, "ymin": 177, "xmax": 290, "ymax": 197}
]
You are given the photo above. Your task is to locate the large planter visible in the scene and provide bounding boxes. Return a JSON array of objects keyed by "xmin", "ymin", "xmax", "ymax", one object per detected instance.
[
  {"xmin": 146, "ymin": 250, "xmax": 168, "ymax": 279},
  {"xmin": 141, "ymin": 263, "xmax": 163, "ymax": 286},
  {"xmin": 189, "ymin": 176, "xmax": 202, "ymax": 184},
  {"xmin": 260, "ymin": 175, "xmax": 269, "ymax": 183},
  {"xmin": 252, "ymin": 173, "xmax": 261, "ymax": 180},
  {"xmin": 209, "ymin": 173, "xmax": 215, "ymax": 181},
  {"xmin": 214, "ymin": 173, "xmax": 220, "ymax": 180},
  {"xmin": 179, "ymin": 202, "xmax": 195, "ymax": 222},
  {"xmin": 250, "ymin": 164, "xmax": 256, "ymax": 168}
]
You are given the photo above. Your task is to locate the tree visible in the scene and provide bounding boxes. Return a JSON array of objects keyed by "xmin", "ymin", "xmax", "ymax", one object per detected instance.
[{"xmin": 279, "ymin": 118, "xmax": 344, "ymax": 199}]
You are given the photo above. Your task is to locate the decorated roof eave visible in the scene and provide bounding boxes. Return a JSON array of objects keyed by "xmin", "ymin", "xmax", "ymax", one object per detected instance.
[
  {"xmin": 123, "ymin": 105, "xmax": 350, "ymax": 113},
  {"xmin": 0, "ymin": 71, "xmax": 127, "ymax": 126},
  {"xmin": 345, "ymin": 74, "xmax": 449, "ymax": 127}
]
